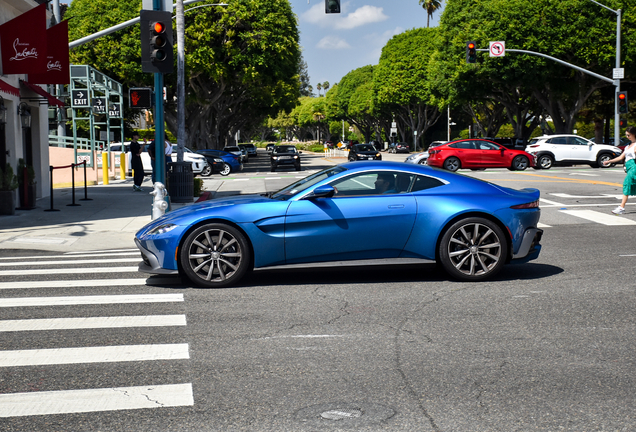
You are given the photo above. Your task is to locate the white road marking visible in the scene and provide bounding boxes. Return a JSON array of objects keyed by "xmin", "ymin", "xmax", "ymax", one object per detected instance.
[
  {"xmin": 537, "ymin": 222, "xmax": 552, "ymax": 228},
  {"xmin": 0, "ymin": 343, "xmax": 189, "ymax": 367},
  {"xmin": 0, "ymin": 258, "xmax": 134, "ymax": 267},
  {"xmin": 64, "ymin": 249, "xmax": 138, "ymax": 254},
  {"xmin": 0, "ymin": 383, "xmax": 194, "ymax": 417},
  {"xmin": 568, "ymin": 172, "xmax": 599, "ymax": 177},
  {"xmin": 0, "ymin": 279, "xmax": 148, "ymax": 290},
  {"xmin": 540, "ymin": 198, "xmax": 565, "ymax": 206},
  {"xmin": 0, "ymin": 252, "xmax": 139, "ymax": 261},
  {"xmin": 6, "ymin": 237, "xmax": 70, "ymax": 244},
  {"xmin": 0, "ymin": 266, "xmax": 139, "ymax": 276},
  {"xmin": 0, "ymin": 294, "xmax": 183, "ymax": 308},
  {"xmin": 560, "ymin": 210, "xmax": 636, "ymax": 225},
  {"xmin": 551, "ymin": 193, "xmax": 623, "ymax": 199},
  {"xmin": 0, "ymin": 315, "xmax": 187, "ymax": 332}
]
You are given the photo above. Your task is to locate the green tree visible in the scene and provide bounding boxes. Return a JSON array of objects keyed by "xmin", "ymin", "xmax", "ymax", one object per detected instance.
[
  {"xmin": 333, "ymin": 66, "xmax": 379, "ymax": 142},
  {"xmin": 375, "ymin": 28, "xmax": 443, "ymax": 149}
]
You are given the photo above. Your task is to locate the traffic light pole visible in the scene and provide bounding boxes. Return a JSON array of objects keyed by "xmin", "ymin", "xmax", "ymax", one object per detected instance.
[{"xmin": 153, "ymin": 0, "xmax": 166, "ymax": 187}]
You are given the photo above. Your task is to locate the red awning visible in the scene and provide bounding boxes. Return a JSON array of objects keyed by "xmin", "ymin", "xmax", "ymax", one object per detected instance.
[
  {"xmin": 19, "ymin": 79, "xmax": 65, "ymax": 107},
  {"xmin": 0, "ymin": 78, "xmax": 20, "ymax": 97}
]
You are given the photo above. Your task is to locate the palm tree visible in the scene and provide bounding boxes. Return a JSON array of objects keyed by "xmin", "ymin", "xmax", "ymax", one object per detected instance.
[
  {"xmin": 316, "ymin": 83, "xmax": 322, "ymax": 96},
  {"xmin": 419, "ymin": 0, "xmax": 442, "ymax": 28},
  {"xmin": 322, "ymin": 81, "xmax": 330, "ymax": 94}
]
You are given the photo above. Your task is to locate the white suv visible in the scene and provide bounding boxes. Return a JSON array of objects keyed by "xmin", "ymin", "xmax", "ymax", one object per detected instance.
[{"xmin": 525, "ymin": 134, "xmax": 622, "ymax": 169}]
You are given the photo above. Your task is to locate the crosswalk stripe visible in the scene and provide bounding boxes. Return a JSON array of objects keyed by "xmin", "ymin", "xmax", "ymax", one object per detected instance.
[
  {"xmin": 0, "ymin": 343, "xmax": 189, "ymax": 367},
  {"xmin": 0, "ymin": 266, "xmax": 139, "ymax": 276},
  {"xmin": 0, "ymin": 278, "xmax": 148, "ymax": 290},
  {"xmin": 0, "ymin": 294, "xmax": 183, "ymax": 308},
  {"xmin": 0, "ymin": 383, "xmax": 194, "ymax": 417},
  {"xmin": 537, "ymin": 222, "xmax": 552, "ymax": 228},
  {"xmin": 560, "ymin": 209, "xmax": 636, "ymax": 225},
  {"xmin": 63, "ymin": 249, "xmax": 138, "ymax": 254},
  {"xmin": 0, "ymin": 315, "xmax": 187, "ymax": 332},
  {"xmin": 0, "ymin": 258, "xmax": 135, "ymax": 267},
  {"xmin": 0, "ymin": 252, "xmax": 139, "ymax": 261}
]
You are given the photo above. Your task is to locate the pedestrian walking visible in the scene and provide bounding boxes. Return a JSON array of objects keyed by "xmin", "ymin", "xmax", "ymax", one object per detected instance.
[
  {"xmin": 604, "ymin": 126, "xmax": 636, "ymax": 214},
  {"xmin": 130, "ymin": 132, "xmax": 145, "ymax": 191}
]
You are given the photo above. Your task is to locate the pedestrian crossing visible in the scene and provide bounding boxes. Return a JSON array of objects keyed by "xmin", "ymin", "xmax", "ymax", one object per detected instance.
[
  {"xmin": 538, "ymin": 194, "xmax": 636, "ymax": 228},
  {"xmin": 0, "ymin": 248, "xmax": 193, "ymax": 420}
]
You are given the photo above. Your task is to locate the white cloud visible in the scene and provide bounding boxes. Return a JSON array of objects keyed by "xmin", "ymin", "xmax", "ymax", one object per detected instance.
[
  {"xmin": 335, "ymin": 5, "xmax": 388, "ymax": 30},
  {"xmin": 317, "ymin": 36, "xmax": 352, "ymax": 50},
  {"xmin": 364, "ymin": 26, "xmax": 405, "ymax": 61},
  {"xmin": 302, "ymin": 2, "xmax": 389, "ymax": 30}
]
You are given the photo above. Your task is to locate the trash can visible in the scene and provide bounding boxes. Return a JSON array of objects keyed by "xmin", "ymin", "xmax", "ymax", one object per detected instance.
[{"xmin": 167, "ymin": 161, "xmax": 193, "ymax": 203}]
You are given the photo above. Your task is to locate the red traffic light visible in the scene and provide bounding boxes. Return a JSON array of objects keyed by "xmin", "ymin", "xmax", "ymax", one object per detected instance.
[
  {"xmin": 619, "ymin": 93, "xmax": 626, "ymax": 100},
  {"xmin": 468, "ymin": 42, "xmax": 475, "ymax": 50},
  {"xmin": 153, "ymin": 22, "xmax": 165, "ymax": 34}
]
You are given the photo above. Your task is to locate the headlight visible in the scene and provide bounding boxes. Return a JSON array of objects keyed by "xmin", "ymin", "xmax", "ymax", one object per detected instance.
[
  {"xmin": 272, "ymin": 156, "xmax": 278, "ymax": 160},
  {"xmin": 214, "ymin": 158, "xmax": 223, "ymax": 163},
  {"xmin": 376, "ymin": 153, "xmax": 381, "ymax": 157},
  {"xmin": 293, "ymin": 155, "xmax": 299, "ymax": 159},
  {"xmin": 148, "ymin": 223, "xmax": 178, "ymax": 235}
]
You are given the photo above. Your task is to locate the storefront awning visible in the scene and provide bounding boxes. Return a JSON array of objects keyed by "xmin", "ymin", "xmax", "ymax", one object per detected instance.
[
  {"xmin": 0, "ymin": 78, "xmax": 20, "ymax": 97},
  {"xmin": 19, "ymin": 79, "xmax": 65, "ymax": 107}
]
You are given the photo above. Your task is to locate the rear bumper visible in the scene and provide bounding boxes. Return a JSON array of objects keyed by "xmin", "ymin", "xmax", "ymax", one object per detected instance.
[{"xmin": 512, "ymin": 228, "xmax": 543, "ymax": 262}]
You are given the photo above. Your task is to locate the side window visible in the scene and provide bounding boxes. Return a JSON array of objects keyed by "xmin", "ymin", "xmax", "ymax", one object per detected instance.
[
  {"xmin": 411, "ymin": 175, "xmax": 444, "ymax": 192},
  {"xmin": 330, "ymin": 171, "xmax": 404, "ymax": 196},
  {"xmin": 548, "ymin": 137, "xmax": 567, "ymax": 145},
  {"xmin": 573, "ymin": 137, "xmax": 589, "ymax": 145},
  {"xmin": 478, "ymin": 141, "xmax": 499, "ymax": 150},
  {"xmin": 452, "ymin": 141, "xmax": 475, "ymax": 150}
]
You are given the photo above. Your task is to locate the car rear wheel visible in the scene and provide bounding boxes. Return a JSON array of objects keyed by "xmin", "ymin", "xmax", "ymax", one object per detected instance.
[
  {"xmin": 537, "ymin": 154, "xmax": 554, "ymax": 169},
  {"xmin": 512, "ymin": 155, "xmax": 529, "ymax": 171},
  {"xmin": 443, "ymin": 157, "xmax": 461, "ymax": 172},
  {"xmin": 201, "ymin": 165, "xmax": 212, "ymax": 177},
  {"xmin": 294, "ymin": 163, "xmax": 301, "ymax": 171},
  {"xmin": 219, "ymin": 163, "xmax": 231, "ymax": 176},
  {"xmin": 438, "ymin": 217, "xmax": 508, "ymax": 281},
  {"xmin": 418, "ymin": 158, "xmax": 427, "ymax": 165},
  {"xmin": 180, "ymin": 223, "xmax": 251, "ymax": 288}
]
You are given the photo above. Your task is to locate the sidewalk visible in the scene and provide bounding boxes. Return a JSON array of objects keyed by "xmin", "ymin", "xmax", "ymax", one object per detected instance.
[{"xmin": 0, "ymin": 177, "xmax": 213, "ymax": 253}]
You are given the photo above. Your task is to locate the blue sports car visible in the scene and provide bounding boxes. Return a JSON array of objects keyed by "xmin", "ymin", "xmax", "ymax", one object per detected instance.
[{"xmin": 135, "ymin": 161, "xmax": 543, "ymax": 287}]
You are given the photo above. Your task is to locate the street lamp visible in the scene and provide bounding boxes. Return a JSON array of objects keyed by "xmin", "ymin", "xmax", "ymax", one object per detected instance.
[
  {"xmin": 587, "ymin": 0, "xmax": 621, "ymax": 144},
  {"xmin": 18, "ymin": 103, "xmax": 31, "ymax": 129}
]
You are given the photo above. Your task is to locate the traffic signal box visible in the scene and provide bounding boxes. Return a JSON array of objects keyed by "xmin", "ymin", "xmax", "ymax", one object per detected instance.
[
  {"xmin": 129, "ymin": 88, "xmax": 153, "ymax": 109},
  {"xmin": 618, "ymin": 91, "xmax": 628, "ymax": 114},
  {"xmin": 325, "ymin": 0, "xmax": 341, "ymax": 13},
  {"xmin": 140, "ymin": 10, "xmax": 174, "ymax": 74},
  {"xmin": 466, "ymin": 41, "xmax": 477, "ymax": 64}
]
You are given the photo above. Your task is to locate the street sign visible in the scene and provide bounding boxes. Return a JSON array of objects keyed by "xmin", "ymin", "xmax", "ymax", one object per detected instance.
[
  {"xmin": 92, "ymin": 97, "xmax": 107, "ymax": 114},
  {"xmin": 489, "ymin": 41, "xmax": 505, "ymax": 57},
  {"xmin": 71, "ymin": 90, "xmax": 89, "ymax": 107},
  {"xmin": 108, "ymin": 103, "xmax": 121, "ymax": 117},
  {"xmin": 613, "ymin": 68, "xmax": 625, "ymax": 79},
  {"xmin": 129, "ymin": 88, "xmax": 152, "ymax": 108}
]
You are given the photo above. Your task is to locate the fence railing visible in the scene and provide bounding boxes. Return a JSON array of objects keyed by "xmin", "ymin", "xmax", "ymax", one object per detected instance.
[{"xmin": 49, "ymin": 135, "xmax": 105, "ymax": 151}]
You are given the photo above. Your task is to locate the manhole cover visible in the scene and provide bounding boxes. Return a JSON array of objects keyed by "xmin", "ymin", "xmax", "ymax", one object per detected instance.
[{"xmin": 320, "ymin": 408, "xmax": 363, "ymax": 420}]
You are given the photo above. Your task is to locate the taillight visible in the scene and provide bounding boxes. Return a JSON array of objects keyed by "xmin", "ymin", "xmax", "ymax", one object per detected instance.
[
  {"xmin": 511, "ymin": 200, "xmax": 539, "ymax": 209},
  {"xmin": 526, "ymin": 145, "xmax": 539, "ymax": 149},
  {"xmin": 429, "ymin": 149, "xmax": 439, "ymax": 155}
]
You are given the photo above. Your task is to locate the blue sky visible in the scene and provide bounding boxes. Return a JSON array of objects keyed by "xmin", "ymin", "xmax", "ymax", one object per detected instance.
[{"xmin": 292, "ymin": 0, "xmax": 443, "ymax": 92}]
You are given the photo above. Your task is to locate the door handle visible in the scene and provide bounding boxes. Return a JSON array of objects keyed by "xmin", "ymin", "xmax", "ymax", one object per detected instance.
[{"xmin": 388, "ymin": 204, "xmax": 404, "ymax": 209}]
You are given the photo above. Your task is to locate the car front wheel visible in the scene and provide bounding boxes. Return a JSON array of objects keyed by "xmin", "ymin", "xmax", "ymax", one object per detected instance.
[
  {"xmin": 219, "ymin": 163, "xmax": 231, "ymax": 176},
  {"xmin": 201, "ymin": 165, "xmax": 212, "ymax": 177},
  {"xmin": 597, "ymin": 153, "xmax": 614, "ymax": 168},
  {"xmin": 180, "ymin": 223, "xmax": 251, "ymax": 288},
  {"xmin": 512, "ymin": 155, "xmax": 529, "ymax": 171},
  {"xmin": 438, "ymin": 217, "xmax": 508, "ymax": 281},
  {"xmin": 537, "ymin": 154, "xmax": 554, "ymax": 169},
  {"xmin": 443, "ymin": 157, "xmax": 461, "ymax": 172}
]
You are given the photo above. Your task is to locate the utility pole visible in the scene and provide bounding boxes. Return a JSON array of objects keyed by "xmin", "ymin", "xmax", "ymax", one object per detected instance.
[{"xmin": 176, "ymin": 0, "xmax": 185, "ymax": 163}]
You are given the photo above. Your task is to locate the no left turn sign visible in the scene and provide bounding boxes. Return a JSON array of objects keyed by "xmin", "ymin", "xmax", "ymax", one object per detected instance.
[{"xmin": 489, "ymin": 41, "xmax": 505, "ymax": 57}]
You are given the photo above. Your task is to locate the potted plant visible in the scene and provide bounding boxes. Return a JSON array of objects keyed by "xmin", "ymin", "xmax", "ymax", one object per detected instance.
[
  {"xmin": 0, "ymin": 164, "xmax": 18, "ymax": 215},
  {"xmin": 17, "ymin": 158, "xmax": 36, "ymax": 210}
]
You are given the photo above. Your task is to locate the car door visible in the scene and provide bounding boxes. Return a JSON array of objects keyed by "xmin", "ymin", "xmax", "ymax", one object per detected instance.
[
  {"xmin": 448, "ymin": 140, "xmax": 479, "ymax": 167},
  {"xmin": 283, "ymin": 171, "xmax": 417, "ymax": 264},
  {"xmin": 478, "ymin": 141, "xmax": 507, "ymax": 167},
  {"xmin": 567, "ymin": 136, "xmax": 594, "ymax": 161}
]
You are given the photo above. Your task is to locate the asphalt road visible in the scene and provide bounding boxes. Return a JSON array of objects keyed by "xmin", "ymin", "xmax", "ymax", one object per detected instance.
[{"xmin": 1, "ymin": 149, "xmax": 634, "ymax": 431}]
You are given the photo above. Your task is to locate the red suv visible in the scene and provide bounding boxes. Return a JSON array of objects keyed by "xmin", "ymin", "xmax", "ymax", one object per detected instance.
[{"xmin": 426, "ymin": 139, "xmax": 535, "ymax": 172}]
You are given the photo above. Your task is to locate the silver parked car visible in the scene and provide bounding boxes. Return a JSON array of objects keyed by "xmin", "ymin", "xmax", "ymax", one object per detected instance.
[{"xmin": 405, "ymin": 141, "xmax": 446, "ymax": 165}]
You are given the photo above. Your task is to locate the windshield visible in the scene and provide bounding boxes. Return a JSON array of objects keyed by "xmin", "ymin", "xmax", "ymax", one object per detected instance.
[
  {"xmin": 270, "ymin": 166, "xmax": 347, "ymax": 201},
  {"xmin": 274, "ymin": 146, "xmax": 297, "ymax": 153},
  {"xmin": 356, "ymin": 144, "xmax": 376, "ymax": 152}
]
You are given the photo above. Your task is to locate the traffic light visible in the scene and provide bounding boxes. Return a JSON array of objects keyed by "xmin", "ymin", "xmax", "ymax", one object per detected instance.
[
  {"xmin": 618, "ymin": 91, "xmax": 628, "ymax": 114},
  {"xmin": 620, "ymin": 118, "xmax": 627, "ymax": 128},
  {"xmin": 129, "ymin": 88, "xmax": 153, "ymax": 109},
  {"xmin": 325, "ymin": 0, "xmax": 341, "ymax": 13},
  {"xmin": 140, "ymin": 10, "xmax": 174, "ymax": 74},
  {"xmin": 466, "ymin": 41, "xmax": 477, "ymax": 64}
]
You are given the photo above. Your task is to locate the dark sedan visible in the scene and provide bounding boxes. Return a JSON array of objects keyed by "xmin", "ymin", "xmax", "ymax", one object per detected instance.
[
  {"xmin": 271, "ymin": 145, "xmax": 301, "ymax": 171},
  {"xmin": 348, "ymin": 143, "xmax": 382, "ymax": 161},
  {"xmin": 196, "ymin": 149, "xmax": 243, "ymax": 176}
]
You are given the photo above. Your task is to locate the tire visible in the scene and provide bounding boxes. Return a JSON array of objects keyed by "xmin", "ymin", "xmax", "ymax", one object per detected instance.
[
  {"xmin": 443, "ymin": 157, "xmax": 461, "ymax": 172},
  {"xmin": 271, "ymin": 165, "xmax": 276, "ymax": 172},
  {"xmin": 180, "ymin": 223, "xmax": 251, "ymax": 288},
  {"xmin": 537, "ymin": 154, "xmax": 554, "ymax": 169},
  {"xmin": 438, "ymin": 217, "xmax": 508, "ymax": 281},
  {"xmin": 294, "ymin": 164, "xmax": 301, "ymax": 171},
  {"xmin": 512, "ymin": 155, "xmax": 529, "ymax": 171},
  {"xmin": 597, "ymin": 153, "xmax": 614, "ymax": 168},
  {"xmin": 219, "ymin": 163, "xmax": 231, "ymax": 176},
  {"xmin": 348, "ymin": 157, "xmax": 355, "ymax": 162},
  {"xmin": 201, "ymin": 165, "xmax": 212, "ymax": 177},
  {"xmin": 418, "ymin": 158, "xmax": 427, "ymax": 165}
]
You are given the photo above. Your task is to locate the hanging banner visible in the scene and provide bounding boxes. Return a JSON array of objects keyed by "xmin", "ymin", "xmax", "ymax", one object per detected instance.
[
  {"xmin": 28, "ymin": 20, "xmax": 70, "ymax": 84},
  {"xmin": 0, "ymin": 4, "xmax": 47, "ymax": 75}
]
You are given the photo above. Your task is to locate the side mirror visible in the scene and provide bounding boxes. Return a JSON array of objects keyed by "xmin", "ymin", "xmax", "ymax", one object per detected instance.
[
  {"xmin": 305, "ymin": 184, "xmax": 335, "ymax": 199},
  {"xmin": 298, "ymin": 151, "xmax": 303, "ymax": 154}
]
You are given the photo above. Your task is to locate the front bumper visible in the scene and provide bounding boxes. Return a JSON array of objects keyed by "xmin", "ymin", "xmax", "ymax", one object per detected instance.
[
  {"xmin": 511, "ymin": 228, "xmax": 543, "ymax": 262},
  {"xmin": 135, "ymin": 238, "xmax": 179, "ymax": 275}
]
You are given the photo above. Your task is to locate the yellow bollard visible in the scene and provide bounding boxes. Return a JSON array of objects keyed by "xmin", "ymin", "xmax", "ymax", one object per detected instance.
[
  {"xmin": 120, "ymin": 153, "xmax": 126, "ymax": 179},
  {"xmin": 101, "ymin": 152, "xmax": 109, "ymax": 185}
]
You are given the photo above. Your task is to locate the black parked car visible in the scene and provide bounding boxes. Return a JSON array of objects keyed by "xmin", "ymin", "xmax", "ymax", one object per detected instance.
[
  {"xmin": 388, "ymin": 142, "xmax": 410, "ymax": 153},
  {"xmin": 238, "ymin": 143, "xmax": 258, "ymax": 157},
  {"xmin": 271, "ymin": 145, "xmax": 301, "ymax": 171},
  {"xmin": 348, "ymin": 143, "xmax": 382, "ymax": 161}
]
